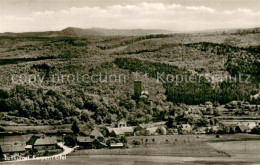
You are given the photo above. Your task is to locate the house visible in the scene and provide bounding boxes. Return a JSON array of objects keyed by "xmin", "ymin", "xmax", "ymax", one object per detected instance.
[
  {"xmin": 109, "ymin": 143, "xmax": 124, "ymax": 149},
  {"xmin": 90, "ymin": 129, "xmax": 104, "ymax": 139},
  {"xmin": 107, "ymin": 127, "xmax": 134, "ymax": 136},
  {"xmin": 181, "ymin": 124, "xmax": 192, "ymax": 133},
  {"xmin": 146, "ymin": 127, "xmax": 158, "ymax": 135},
  {"xmin": 118, "ymin": 119, "xmax": 127, "ymax": 128},
  {"xmin": 247, "ymin": 122, "xmax": 257, "ymax": 129},
  {"xmin": 139, "ymin": 121, "xmax": 166, "ymax": 129},
  {"xmin": 107, "ymin": 119, "xmax": 134, "ymax": 136},
  {"xmin": 138, "ymin": 122, "xmax": 167, "ymax": 135},
  {"xmin": 0, "ymin": 144, "xmax": 26, "ymax": 157},
  {"xmin": 33, "ymin": 136, "xmax": 57, "ymax": 151},
  {"xmin": 236, "ymin": 124, "xmax": 251, "ymax": 133},
  {"xmin": 77, "ymin": 136, "xmax": 107, "ymax": 149},
  {"xmin": 77, "ymin": 136, "xmax": 94, "ymax": 149}
]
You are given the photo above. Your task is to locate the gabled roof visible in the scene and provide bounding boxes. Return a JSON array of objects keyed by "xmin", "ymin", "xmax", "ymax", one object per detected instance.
[
  {"xmin": 238, "ymin": 124, "xmax": 250, "ymax": 132},
  {"xmin": 77, "ymin": 136, "xmax": 93, "ymax": 143},
  {"xmin": 118, "ymin": 118, "xmax": 127, "ymax": 123},
  {"xmin": 107, "ymin": 127, "xmax": 134, "ymax": 135},
  {"xmin": 34, "ymin": 137, "xmax": 57, "ymax": 146},
  {"xmin": 146, "ymin": 127, "xmax": 158, "ymax": 134},
  {"xmin": 1, "ymin": 144, "xmax": 26, "ymax": 153},
  {"xmin": 90, "ymin": 129, "xmax": 104, "ymax": 138}
]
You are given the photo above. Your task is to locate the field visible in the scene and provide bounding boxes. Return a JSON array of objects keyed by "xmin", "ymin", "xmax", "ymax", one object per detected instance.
[
  {"xmin": 2, "ymin": 134, "xmax": 260, "ymax": 164},
  {"xmin": 71, "ymin": 134, "xmax": 260, "ymax": 157}
]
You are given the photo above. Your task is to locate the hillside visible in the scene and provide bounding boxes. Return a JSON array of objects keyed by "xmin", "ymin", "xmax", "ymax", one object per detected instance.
[{"xmin": 0, "ymin": 28, "xmax": 259, "ymax": 129}]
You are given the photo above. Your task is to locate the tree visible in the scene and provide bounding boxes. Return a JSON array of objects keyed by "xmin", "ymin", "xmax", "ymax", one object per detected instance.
[
  {"xmin": 195, "ymin": 118, "xmax": 209, "ymax": 127},
  {"xmin": 81, "ymin": 112, "xmax": 89, "ymax": 122},
  {"xmin": 71, "ymin": 121, "xmax": 80, "ymax": 134},
  {"xmin": 251, "ymin": 126, "xmax": 260, "ymax": 134},
  {"xmin": 229, "ymin": 127, "xmax": 235, "ymax": 134},
  {"xmin": 110, "ymin": 130, "xmax": 117, "ymax": 137},
  {"xmin": 166, "ymin": 117, "xmax": 175, "ymax": 128},
  {"xmin": 120, "ymin": 136, "xmax": 127, "ymax": 144},
  {"xmin": 64, "ymin": 135, "xmax": 77, "ymax": 147}
]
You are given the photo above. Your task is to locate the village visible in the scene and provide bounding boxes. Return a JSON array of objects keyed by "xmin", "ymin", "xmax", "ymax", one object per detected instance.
[{"xmin": 1, "ymin": 81, "xmax": 260, "ymax": 161}]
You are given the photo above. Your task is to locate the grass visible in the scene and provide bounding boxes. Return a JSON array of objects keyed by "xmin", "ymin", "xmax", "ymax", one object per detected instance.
[{"xmin": 72, "ymin": 142, "xmax": 227, "ymax": 157}]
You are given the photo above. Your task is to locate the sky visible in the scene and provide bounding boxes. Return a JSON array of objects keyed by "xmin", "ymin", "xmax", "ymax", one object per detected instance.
[{"xmin": 0, "ymin": 0, "xmax": 259, "ymax": 32}]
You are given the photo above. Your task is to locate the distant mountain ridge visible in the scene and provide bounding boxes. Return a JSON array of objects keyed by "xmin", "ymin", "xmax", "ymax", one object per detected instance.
[{"xmin": 0, "ymin": 27, "xmax": 173, "ymax": 37}]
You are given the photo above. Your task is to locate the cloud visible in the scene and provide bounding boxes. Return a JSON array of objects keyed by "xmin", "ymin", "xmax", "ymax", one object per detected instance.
[{"xmin": 1, "ymin": 2, "xmax": 259, "ymax": 32}]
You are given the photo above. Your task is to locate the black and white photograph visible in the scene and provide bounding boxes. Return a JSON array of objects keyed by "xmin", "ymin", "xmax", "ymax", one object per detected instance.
[{"xmin": 0, "ymin": 0, "xmax": 260, "ymax": 164}]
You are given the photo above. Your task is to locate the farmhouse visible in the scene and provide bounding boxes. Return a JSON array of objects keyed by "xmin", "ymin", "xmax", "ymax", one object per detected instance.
[
  {"xmin": 236, "ymin": 124, "xmax": 251, "ymax": 133},
  {"xmin": 77, "ymin": 136, "xmax": 107, "ymax": 149},
  {"xmin": 0, "ymin": 144, "xmax": 26, "ymax": 157},
  {"xmin": 107, "ymin": 119, "xmax": 134, "ymax": 136},
  {"xmin": 77, "ymin": 136, "xmax": 94, "ymax": 149},
  {"xmin": 32, "ymin": 136, "xmax": 58, "ymax": 151},
  {"xmin": 107, "ymin": 127, "xmax": 134, "ymax": 136}
]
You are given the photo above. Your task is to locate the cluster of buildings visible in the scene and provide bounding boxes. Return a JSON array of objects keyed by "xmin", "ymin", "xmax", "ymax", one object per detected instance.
[{"xmin": 0, "ymin": 136, "xmax": 61, "ymax": 160}]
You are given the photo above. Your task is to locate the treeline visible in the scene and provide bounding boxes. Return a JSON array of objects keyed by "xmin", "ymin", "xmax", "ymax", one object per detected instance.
[
  {"xmin": 118, "ymin": 43, "xmax": 181, "ymax": 55},
  {"xmin": 97, "ymin": 34, "xmax": 173, "ymax": 50},
  {"xmin": 185, "ymin": 42, "xmax": 242, "ymax": 55},
  {"xmin": 114, "ymin": 58, "xmax": 257, "ymax": 105},
  {"xmin": 0, "ymin": 56, "xmax": 56, "ymax": 65}
]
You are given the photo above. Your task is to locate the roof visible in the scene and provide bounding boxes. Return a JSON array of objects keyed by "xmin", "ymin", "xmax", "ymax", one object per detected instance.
[
  {"xmin": 146, "ymin": 127, "xmax": 158, "ymax": 134},
  {"xmin": 77, "ymin": 136, "xmax": 93, "ymax": 143},
  {"xmin": 182, "ymin": 124, "xmax": 192, "ymax": 131},
  {"xmin": 139, "ymin": 122, "xmax": 166, "ymax": 128},
  {"xmin": 247, "ymin": 123, "xmax": 257, "ymax": 129},
  {"xmin": 141, "ymin": 91, "xmax": 149, "ymax": 95},
  {"xmin": 90, "ymin": 129, "xmax": 104, "ymax": 138},
  {"xmin": 118, "ymin": 118, "xmax": 127, "ymax": 123},
  {"xmin": 82, "ymin": 130, "xmax": 90, "ymax": 136},
  {"xmin": 25, "ymin": 145, "xmax": 32, "ymax": 149},
  {"xmin": 205, "ymin": 101, "xmax": 213, "ymax": 105},
  {"xmin": 107, "ymin": 127, "xmax": 134, "ymax": 135},
  {"xmin": 110, "ymin": 143, "xmax": 124, "ymax": 147},
  {"xmin": 182, "ymin": 124, "xmax": 191, "ymax": 128},
  {"xmin": 34, "ymin": 137, "xmax": 57, "ymax": 146},
  {"xmin": 1, "ymin": 144, "xmax": 26, "ymax": 153},
  {"xmin": 238, "ymin": 124, "xmax": 250, "ymax": 132}
]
